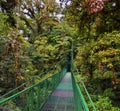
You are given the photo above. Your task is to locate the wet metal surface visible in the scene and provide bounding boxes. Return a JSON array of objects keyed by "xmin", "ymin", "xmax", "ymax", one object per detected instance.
[{"xmin": 41, "ymin": 72, "xmax": 74, "ymax": 111}]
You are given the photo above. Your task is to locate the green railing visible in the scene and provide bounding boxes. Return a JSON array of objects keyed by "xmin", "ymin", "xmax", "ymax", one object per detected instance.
[
  {"xmin": 71, "ymin": 69, "xmax": 89, "ymax": 111},
  {"xmin": 70, "ymin": 41, "xmax": 96, "ymax": 111},
  {"xmin": 71, "ymin": 67, "xmax": 97, "ymax": 111},
  {"xmin": 75, "ymin": 67, "xmax": 97, "ymax": 111},
  {"xmin": 0, "ymin": 69, "xmax": 67, "ymax": 111}
]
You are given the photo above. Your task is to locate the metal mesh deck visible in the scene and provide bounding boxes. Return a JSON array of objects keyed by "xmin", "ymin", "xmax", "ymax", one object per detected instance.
[{"xmin": 41, "ymin": 72, "xmax": 74, "ymax": 111}]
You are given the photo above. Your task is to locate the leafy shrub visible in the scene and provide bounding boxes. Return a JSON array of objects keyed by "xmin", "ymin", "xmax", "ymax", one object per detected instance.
[{"xmin": 88, "ymin": 96, "xmax": 120, "ymax": 111}]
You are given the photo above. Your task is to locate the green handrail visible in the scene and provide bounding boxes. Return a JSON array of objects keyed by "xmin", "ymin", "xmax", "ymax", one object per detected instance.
[
  {"xmin": 70, "ymin": 41, "xmax": 96, "ymax": 111},
  {"xmin": 0, "ymin": 69, "xmax": 67, "ymax": 111},
  {"xmin": 71, "ymin": 69, "xmax": 89, "ymax": 111},
  {"xmin": 75, "ymin": 67, "xmax": 97, "ymax": 111}
]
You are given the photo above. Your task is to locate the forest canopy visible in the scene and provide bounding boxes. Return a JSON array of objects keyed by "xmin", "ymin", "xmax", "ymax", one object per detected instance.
[{"xmin": 0, "ymin": 0, "xmax": 120, "ymax": 110}]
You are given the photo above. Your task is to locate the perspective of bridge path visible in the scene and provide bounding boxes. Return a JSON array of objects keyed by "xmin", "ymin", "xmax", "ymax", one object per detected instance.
[
  {"xmin": 0, "ymin": 45, "xmax": 96, "ymax": 111},
  {"xmin": 0, "ymin": 68, "xmax": 96, "ymax": 111},
  {"xmin": 41, "ymin": 72, "xmax": 74, "ymax": 111}
]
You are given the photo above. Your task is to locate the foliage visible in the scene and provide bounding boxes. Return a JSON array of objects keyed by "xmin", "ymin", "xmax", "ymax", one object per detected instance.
[
  {"xmin": 76, "ymin": 31, "xmax": 120, "ymax": 79},
  {"xmin": 88, "ymin": 96, "xmax": 120, "ymax": 111},
  {"xmin": 31, "ymin": 24, "xmax": 71, "ymax": 76},
  {"xmin": 0, "ymin": 0, "xmax": 66, "ymax": 93},
  {"xmin": 0, "ymin": 0, "xmax": 120, "ymax": 110},
  {"xmin": 0, "ymin": 28, "xmax": 32, "ymax": 91},
  {"xmin": 63, "ymin": 0, "xmax": 120, "ymax": 109},
  {"xmin": 0, "ymin": 12, "xmax": 9, "ymax": 34},
  {"xmin": 64, "ymin": 0, "xmax": 120, "ymax": 35},
  {"xmin": 75, "ymin": 31, "xmax": 120, "ymax": 105}
]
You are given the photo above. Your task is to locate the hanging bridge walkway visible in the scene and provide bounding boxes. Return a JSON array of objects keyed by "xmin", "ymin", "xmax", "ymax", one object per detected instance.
[
  {"xmin": 41, "ymin": 72, "xmax": 74, "ymax": 111},
  {"xmin": 0, "ymin": 68, "xmax": 96, "ymax": 111},
  {"xmin": 0, "ymin": 56, "xmax": 97, "ymax": 111}
]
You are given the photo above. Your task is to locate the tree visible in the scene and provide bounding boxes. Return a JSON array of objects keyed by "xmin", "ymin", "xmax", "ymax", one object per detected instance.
[
  {"xmin": 0, "ymin": 0, "xmax": 20, "ymax": 27},
  {"xmin": 64, "ymin": 0, "xmax": 120, "ymax": 36},
  {"xmin": 62, "ymin": 0, "xmax": 120, "ymax": 107},
  {"xmin": 0, "ymin": 11, "xmax": 33, "ymax": 92},
  {"xmin": 18, "ymin": 0, "xmax": 60, "ymax": 42}
]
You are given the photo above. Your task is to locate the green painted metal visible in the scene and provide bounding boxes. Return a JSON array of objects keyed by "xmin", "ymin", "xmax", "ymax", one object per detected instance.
[
  {"xmin": 76, "ymin": 67, "xmax": 97, "ymax": 111},
  {"xmin": 70, "ymin": 41, "xmax": 96, "ymax": 111},
  {"xmin": 71, "ymin": 69, "xmax": 89, "ymax": 111},
  {"xmin": 41, "ymin": 72, "xmax": 74, "ymax": 111},
  {"xmin": 0, "ymin": 69, "xmax": 67, "ymax": 111},
  {"xmin": 0, "ymin": 41, "xmax": 96, "ymax": 111}
]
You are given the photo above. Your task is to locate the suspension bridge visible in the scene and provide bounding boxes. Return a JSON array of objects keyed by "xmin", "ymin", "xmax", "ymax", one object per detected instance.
[{"xmin": 0, "ymin": 48, "xmax": 97, "ymax": 111}]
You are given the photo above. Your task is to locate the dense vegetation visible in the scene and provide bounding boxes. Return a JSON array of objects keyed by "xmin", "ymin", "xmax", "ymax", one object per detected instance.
[{"xmin": 0, "ymin": 0, "xmax": 120, "ymax": 110}]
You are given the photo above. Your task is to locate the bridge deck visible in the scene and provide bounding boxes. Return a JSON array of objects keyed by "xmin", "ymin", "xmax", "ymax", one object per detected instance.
[{"xmin": 41, "ymin": 72, "xmax": 74, "ymax": 111}]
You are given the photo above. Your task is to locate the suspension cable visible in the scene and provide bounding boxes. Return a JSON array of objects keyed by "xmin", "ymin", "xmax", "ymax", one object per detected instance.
[
  {"xmin": 74, "ymin": 64, "xmax": 97, "ymax": 111},
  {"xmin": 0, "ymin": 57, "xmax": 67, "ymax": 99}
]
